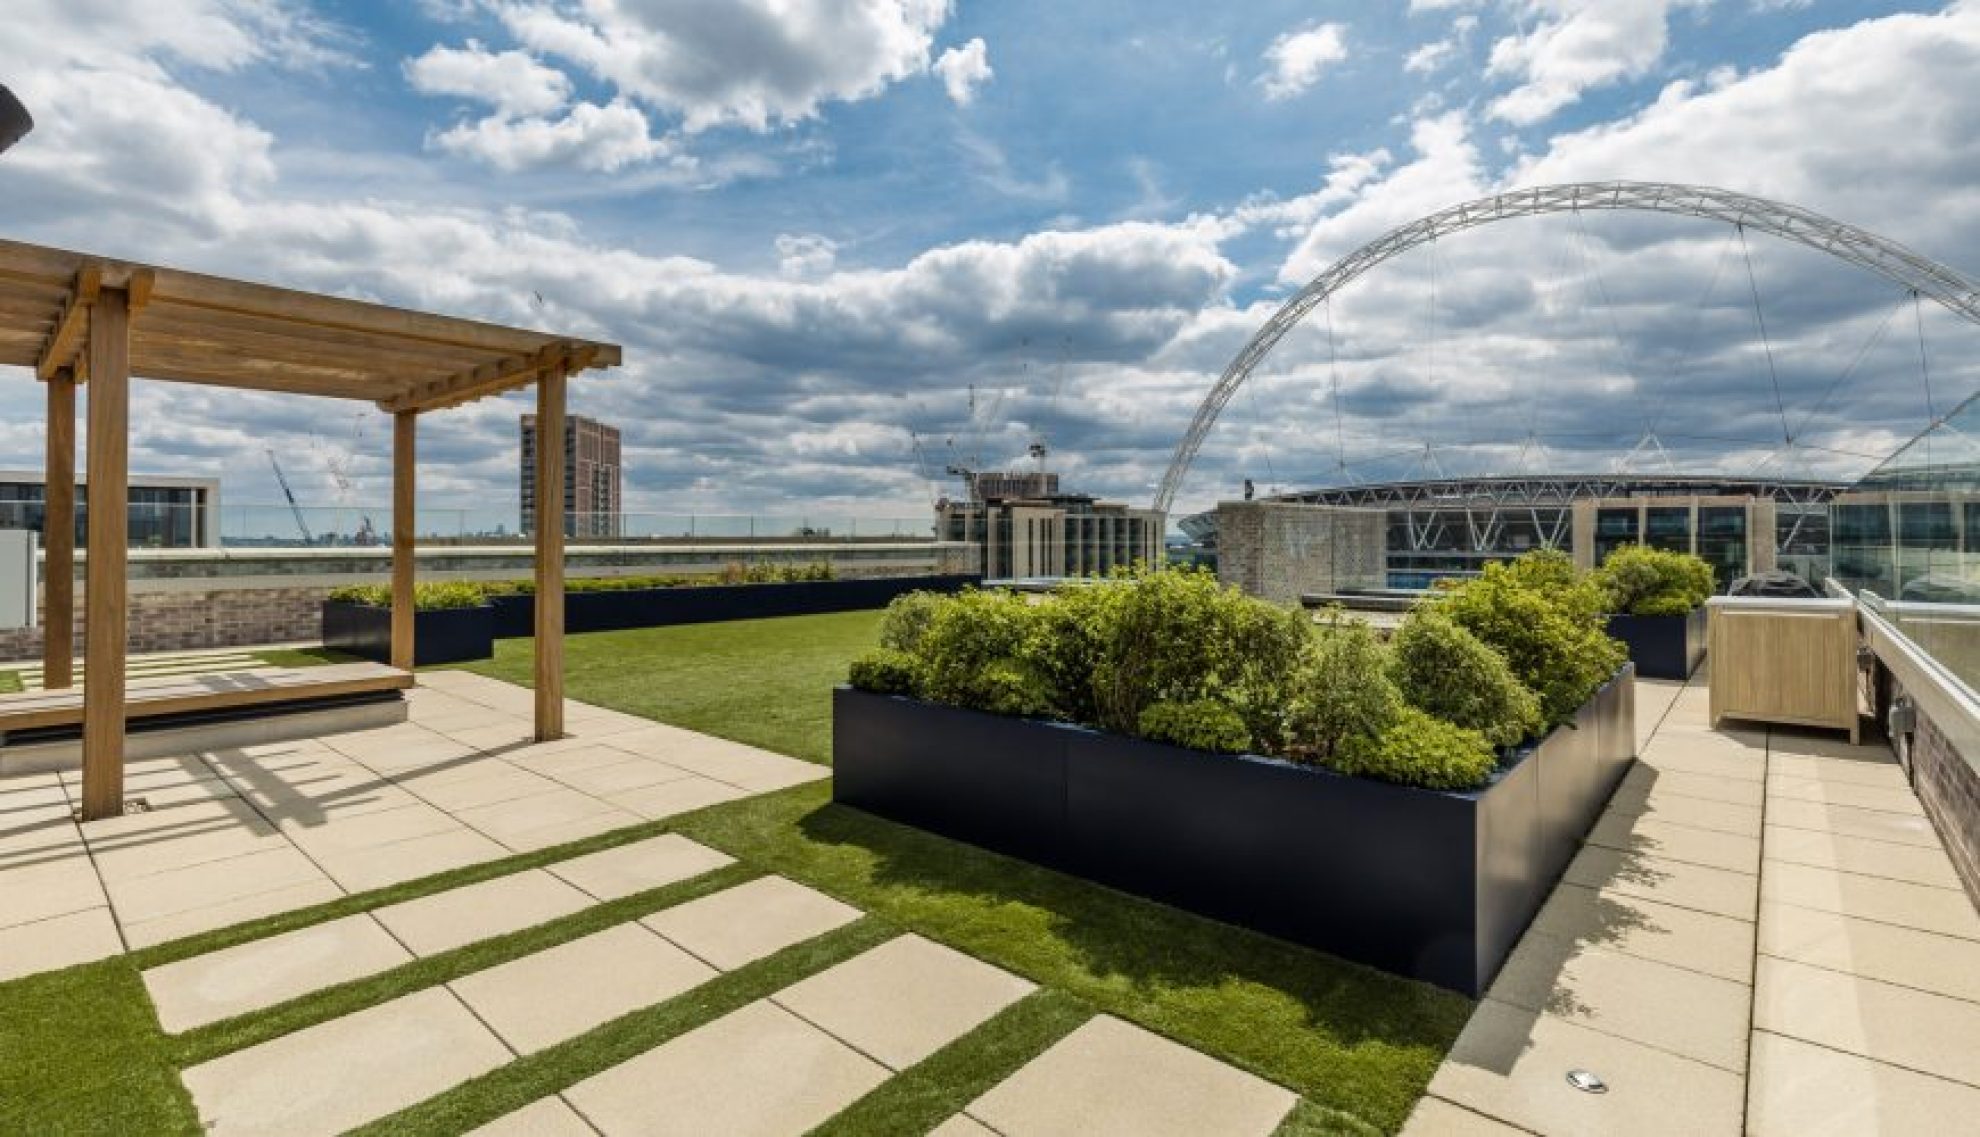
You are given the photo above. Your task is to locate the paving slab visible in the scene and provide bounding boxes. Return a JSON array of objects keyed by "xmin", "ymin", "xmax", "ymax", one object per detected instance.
[
  {"xmin": 1756, "ymin": 956, "xmax": 1980, "ymax": 1089},
  {"xmin": 123, "ymin": 878, "xmax": 347, "ymax": 949},
  {"xmin": 0, "ymin": 908, "xmax": 123, "ymax": 981},
  {"xmin": 0, "ymin": 854, "xmax": 111, "ymax": 929},
  {"xmin": 314, "ymin": 826, "xmax": 513, "ymax": 893},
  {"xmin": 546, "ymin": 834, "xmax": 734, "ymax": 900},
  {"xmin": 102, "ymin": 844, "xmax": 329, "ymax": 927},
  {"xmin": 774, "ymin": 934, "xmax": 1034, "ymax": 1069},
  {"xmin": 448, "ymin": 923, "xmax": 717, "ymax": 1053},
  {"xmin": 373, "ymin": 868, "xmax": 596, "ymax": 957},
  {"xmin": 1562, "ymin": 842, "xmax": 1759, "ymax": 921},
  {"xmin": 606, "ymin": 775, "xmax": 749, "ymax": 821},
  {"xmin": 181, "ymin": 987, "xmax": 512, "ymax": 1137},
  {"xmin": 1767, "ymin": 777, "xmax": 1926, "ymax": 816},
  {"xmin": 1586, "ymin": 810, "xmax": 1762, "ymax": 873},
  {"xmin": 1759, "ymin": 860, "xmax": 1980, "ymax": 940},
  {"xmin": 1766, "ymin": 752, "xmax": 1910, "ymax": 788},
  {"xmin": 393, "ymin": 763, "xmax": 569, "ymax": 813},
  {"xmin": 467, "ymin": 1096, "xmax": 597, "ymax": 1137},
  {"xmin": 1604, "ymin": 780, "xmax": 1762, "ymax": 835},
  {"xmin": 1530, "ymin": 883, "xmax": 1755, "ymax": 983},
  {"xmin": 279, "ymin": 800, "xmax": 463, "ymax": 856},
  {"xmin": 1427, "ymin": 998, "xmax": 1743, "ymax": 1137},
  {"xmin": 455, "ymin": 788, "xmax": 641, "ymax": 851},
  {"xmin": 927, "ymin": 1114, "xmax": 1002, "ymax": 1137},
  {"xmin": 541, "ymin": 756, "xmax": 697, "ymax": 797},
  {"xmin": 1488, "ymin": 930, "xmax": 1751, "ymax": 1072},
  {"xmin": 563, "ymin": 999, "xmax": 889, "ymax": 1137},
  {"xmin": 1398, "ymin": 1097, "xmax": 1534, "ymax": 1136},
  {"xmin": 1747, "ymin": 1030, "xmax": 1980, "ymax": 1137},
  {"xmin": 967, "ymin": 1014, "xmax": 1295, "ymax": 1137},
  {"xmin": 641, "ymin": 874, "xmax": 861, "ymax": 970},
  {"xmin": 1759, "ymin": 901, "xmax": 1980, "ymax": 1003},
  {"xmin": 1764, "ymin": 824, "xmax": 1966, "ymax": 889},
  {"xmin": 143, "ymin": 913, "xmax": 412, "ymax": 1033}
]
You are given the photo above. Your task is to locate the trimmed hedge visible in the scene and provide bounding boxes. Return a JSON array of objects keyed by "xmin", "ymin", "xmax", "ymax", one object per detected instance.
[
  {"xmin": 328, "ymin": 561, "xmax": 839, "ymax": 609},
  {"xmin": 1593, "ymin": 544, "xmax": 1714, "ymax": 616}
]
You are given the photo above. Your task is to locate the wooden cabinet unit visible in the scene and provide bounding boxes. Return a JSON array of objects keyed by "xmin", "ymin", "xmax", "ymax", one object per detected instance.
[{"xmin": 1707, "ymin": 597, "xmax": 1861, "ymax": 742}]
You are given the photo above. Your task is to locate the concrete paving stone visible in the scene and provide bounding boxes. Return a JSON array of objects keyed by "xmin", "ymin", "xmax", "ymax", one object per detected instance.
[
  {"xmin": 508, "ymin": 740, "xmax": 660, "ymax": 775},
  {"xmin": 396, "ymin": 764, "xmax": 570, "ymax": 813},
  {"xmin": 494, "ymin": 810, "xmax": 643, "ymax": 854},
  {"xmin": 1765, "ymin": 798, "xmax": 1940, "ymax": 848},
  {"xmin": 439, "ymin": 724, "xmax": 538, "ymax": 752},
  {"xmin": 1763, "ymin": 825, "xmax": 1965, "ymax": 890},
  {"xmin": 1748, "ymin": 1030, "xmax": 1980, "ymax": 1137},
  {"xmin": 453, "ymin": 787, "xmax": 635, "ymax": 844},
  {"xmin": 1756, "ymin": 955, "xmax": 1980, "ymax": 1089},
  {"xmin": 228, "ymin": 766, "xmax": 422, "ymax": 822},
  {"xmin": 542, "ymin": 756, "xmax": 698, "ymax": 797},
  {"xmin": 373, "ymin": 868, "xmax": 596, "ymax": 957},
  {"xmin": 181, "ymin": 986, "xmax": 512, "ymax": 1137},
  {"xmin": 0, "ymin": 854, "xmax": 110, "ymax": 929},
  {"xmin": 604, "ymin": 728, "xmax": 826, "ymax": 791},
  {"xmin": 1759, "ymin": 902, "xmax": 1980, "ymax": 1004},
  {"xmin": 967, "ymin": 1014, "xmax": 1296, "ymax": 1137},
  {"xmin": 122, "ymin": 879, "xmax": 347, "ymax": 949},
  {"xmin": 1563, "ymin": 844, "xmax": 1759, "ymax": 921},
  {"xmin": 642, "ymin": 875, "xmax": 861, "ymax": 971},
  {"xmin": 1603, "ymin": 777, "xmax": 1762, "ymax": 836},
  {"xmin": 1636, "ymin": 746, "xmax": 1767, "ymax": 785},
  {"xmin": 344, "ymin": 739, "xmax": 483, "ymax": 775},
  {"xmin": 774, "ymin": 934, "xmax": 1034, "ymax": 1070},
  {"xmin": 547, "ymin": 833, "xmax": 735, "ymax": 901},
  {"xmin": 103, "ymin": 844, "xmax": 329, "ymax": 926},
  {"xmin": 60, "ymin": 763, "xmax": 236, "ymax": 810},
  {"xmin": 86, "ymin": 799, "xmax": 287, "ymax": 882},
  {"xmin": 1765, "ymin": 776, "xmax": 1926, "ymax": 817},
  {"xmin": 563, "ymin": 999, "xmax": 888, "ymax": 1137},
  {"xmin": 1766, "ymin": 752, "xmax": 1909, "ymax": 789},
  {"xmin": 1488, "ymin": 929, "xmax": 1751, "ymax": 1072},
  {"xmin": 606, "ymin": 775, "xmax": 749, "ymax": 822},
  {"xmin": 143, "ymin": 913, "xmax": 412, "ymax": 1033},
  {"xmin": 0, "ymin": 908, "xmax": 123, "ymax": 982},
  {"xmin": 280, "ymin": 801, "xmax": 464, "ymax": 856},
  {"xmin": 315, "ymin": 827, "xmax": 512, "ymax": 893},
  {"xmin": 927, "ymin": 1114, "xmax": 1002, "ymax": 1137},
  {"xmin": 1765, "ymin": 729, "xmax": 1896, "ymax": 761},
  {"xmin": 1531, "ymin": 883, "xmax": 1755, "ymax": 983},
  {"xmin": 468, "ymin": 1097, "xmax": 597, "ymax": 1137},
  {"xmin": 0, "ymin": 772, "xmax": 74, "ymax": 811},
  {"xmin": 1615, "ymin": 764, "xmax": 1766, "ymax": 808},
  {"xmin": 1428, "ymin": 998, "xmax": 1743, "ymax": 1137},
  {"xmin": 1586, "ymin": 810, "xmax": 1762, "ymax": 874},
  {"xmin": 448, "ymin": 923, "xmax": 717, "ymax": 1053},
  {"xmin": 0, "ymin": 811, "xmax": 87, "ymax": 869},
  {"xmin": 1398, "ymin": 1096, "xmax": 1534, "ymax": 1136},
  {"xmin": 1760, "ymin": 860, "xmax": 1980, "ymax": 941}
]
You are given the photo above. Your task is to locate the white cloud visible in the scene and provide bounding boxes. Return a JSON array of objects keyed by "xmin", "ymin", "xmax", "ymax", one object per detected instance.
[
  {"xmin": 498, "ymin": 0, "xmax": 952, "ymax": 133},
  {"xmin": 405, "ymin": 40, "xmax": 572, "ymax": 117},
  {"xmin": 776, "ymin": 233, "xmax": 838, "ymax": 278},
  {"xmin": 932, "ymin": 38, "xmax": 993, "ymax": 106},
  {"xmin": 1405, "ymin": 15, "xmax": 1477, "ymax": 74},
  {"xmin": 1259, "ymin": 22, "xmax": 1348, "ymax": 101},
  {"xmin": 428, "ymin": 99, "xmax": 672, "ymax": 172},
  {"xmin": 1486, "ymin": 0, "xmax": 1696, "ymax": 126}
]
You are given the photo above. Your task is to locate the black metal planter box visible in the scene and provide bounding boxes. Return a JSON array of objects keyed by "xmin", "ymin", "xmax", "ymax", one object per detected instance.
[
  {"xmin": 1606, "ymin": 607, "xmax": 1706, "ymax": 680},
  {"xmin": 834, "ymin": 665, "xmax": 1636, "ymax": 996},
  {"xmin": 321, "ymin": 601, "xmax": 495, "ymax": 666},
  {"xmin": 488, "ymin": 574, "xmax": 981, "ymax": 638}
]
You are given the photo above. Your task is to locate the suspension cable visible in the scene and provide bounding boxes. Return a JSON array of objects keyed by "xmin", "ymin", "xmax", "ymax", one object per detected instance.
[
  {"xmin": 1737, "ymin": 223, "xmax": 1794, "ymax": 450},
  {"xmin": 1324, "ymin": 297, "xmax": 1349, "ymax": 482}
]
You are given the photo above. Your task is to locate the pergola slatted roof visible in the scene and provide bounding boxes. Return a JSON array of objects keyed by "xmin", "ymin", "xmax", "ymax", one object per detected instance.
[{"xmin": 0, "ymin": 237, "xmax": 621, "ymax": 408}]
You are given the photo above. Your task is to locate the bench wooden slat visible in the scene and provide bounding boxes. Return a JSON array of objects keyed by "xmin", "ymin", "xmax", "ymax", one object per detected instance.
[{"xmin": 0, "ymin": 664, "xmax": 412, "ymax": 734}]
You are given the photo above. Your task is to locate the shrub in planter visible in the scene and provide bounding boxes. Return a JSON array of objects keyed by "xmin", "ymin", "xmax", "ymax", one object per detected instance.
[
  {"xmin": 1389, "ymin": 607, "xmax": 1542, "ymax": 747},
  {"xmin": 1283, "ymin": 614, "xmax": 1403, "ymax": 763},
  {"xmin": 1439, "ymin": 551, "xmax": 1626, "ymax": 726},
  {"xmin": 914, "ymin": 589, "xmax": 1057, "ymax": 716},
  {"xmin": 1137, "ymin": 698, "xmax": 1251, "ymax": 753},
  {"xmin": 326, "ymin": 581, "xmax": 487, "ymax": 610},
  {"xmin": 848, "ymin": 648, "xmax": 921, "ymax": 696},
  {"xmin": 877, "ymin": 590, "xmax": 947, "ymax": 654},
  {"xmin": 1594, "ymin": 545, "xmax": 1714, "ymax": 615},
  {"xmin": 1330, "ymin": 705, "xmax": 1499, "ymax": 790}
]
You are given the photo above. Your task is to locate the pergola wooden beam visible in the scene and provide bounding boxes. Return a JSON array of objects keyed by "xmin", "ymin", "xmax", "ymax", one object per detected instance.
[
  {"xmin": 534, "ymin": 362, "xmax": 567, "ymax": 741},
  {"xmin": 79, "ymin": 287, "xmax": 130, "ymax": 821},
  {"xmin": 34, "ymin": 265, "xmax": 98, "ymax": 380},
  {"xmin": 42, "ymin": 368, "xmax": 75, "ymax": 690},
  {"xmin": 392, "ymin": 411, "xmax": 416, "ymax": 671}
]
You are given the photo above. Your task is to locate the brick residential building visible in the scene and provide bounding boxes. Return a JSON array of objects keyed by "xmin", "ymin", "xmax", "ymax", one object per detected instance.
[{"xmin": 521, "ymin": 414, "xmax": 622, "ymax": 538}]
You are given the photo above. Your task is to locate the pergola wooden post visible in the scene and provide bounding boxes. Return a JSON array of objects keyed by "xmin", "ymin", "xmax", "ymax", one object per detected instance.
[
  {"xmin": 533, "ymin": 360, "xmax": 567, "ymax": 741},
  {"xmin": 41, "ymin": 367, "xmax": 76, "ymax": 689},
  {"xmin": 79, "ymin": 286, "xmax": 131, "ymax": 821},
  {"xmin": 391, "ymin": 410, "xmax": 416, "ymax": 671}
]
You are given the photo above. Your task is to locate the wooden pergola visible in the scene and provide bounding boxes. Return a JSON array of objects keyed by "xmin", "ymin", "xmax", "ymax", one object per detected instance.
[{"xmin": 0, "ymin": 238, "xmax": 621, "ymax": 821}]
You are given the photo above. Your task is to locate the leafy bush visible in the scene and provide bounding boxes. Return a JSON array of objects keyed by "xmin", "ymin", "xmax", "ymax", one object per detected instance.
[
  {"xmin": 327, "ymin": 581, "xmax": 486, "ymax": 610},
  {"xmin": 847, "ymin": 648, "xmax": 921, "ymax": 696},
  {"xmin": 877, "ymin": 591, "xmax": 947, "ymax": 654},
  {"xmin": 1388, "ymin": 607, "xmax": 1542, "ymax": 747},
  {"xmin": 722, "ymin": 560, "xmax": 838, "ymax": 585},
  {"xmin": 1438, "ymin": 551, "xmax": 1626, "ymax": 725},
  {"xmin": 1137, "ymin": 699, "xmax": 1253, "ymax": 753},
  {"xmin": 914, "ymin": 589, "xmax": 1056, "ymax": 717},
  {"xmin": 1594, "ymin": 545, "xmax": 1714, "ymax": 616},
  {"xmin": 1330, "ymin": 706, "xmax": 1498, "ymax": 790},
  {"xmin": 1283, "ymin": 613, "xmax": 1402, "ymax": 762}
]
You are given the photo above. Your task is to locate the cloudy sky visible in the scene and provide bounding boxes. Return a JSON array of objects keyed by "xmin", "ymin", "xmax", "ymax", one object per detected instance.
[{"xmin": 2, "ymin": 0, "xmax": 1977, "ymax": 526}]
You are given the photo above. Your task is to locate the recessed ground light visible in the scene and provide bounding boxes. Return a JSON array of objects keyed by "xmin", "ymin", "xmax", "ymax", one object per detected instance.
[{"xmin": 1566, "ymin": 1069, "xmax": 1608, "ymax": 1094}]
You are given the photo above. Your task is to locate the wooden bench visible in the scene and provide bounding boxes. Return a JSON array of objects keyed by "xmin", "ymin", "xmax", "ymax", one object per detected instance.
[{"xmin": 0, "ymin": 663, "xmax": 413, "ymax": 737}]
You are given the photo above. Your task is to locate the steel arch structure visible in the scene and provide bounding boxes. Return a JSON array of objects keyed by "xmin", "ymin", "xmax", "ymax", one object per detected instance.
[{"xmin": 1153, "ymin": 181, "xmax": 1980, "ymax": 516}]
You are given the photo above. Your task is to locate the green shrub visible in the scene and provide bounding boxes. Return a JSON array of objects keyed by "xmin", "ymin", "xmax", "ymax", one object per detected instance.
[
  {"xmin": 877, "ymin": 591, "xmax": 947, "ymax": 654},
  {"xmin": 1439, "ymin": 551, "xmax": 1626, "ymax": 725},
  {"xmin": 1388, "ymin": 607, "xmax": 1542, "ymax": 747},
  {"xmin": 1137, "ymin": 699, "xmax": 1252, "ymax": 753},
  {"xmin": 847, "ymin": 648, "xmax": 921, "ymax": 696},
  {"xmin": 1330, "ymin": 706, "xmax": 1498, "ymax": 790},
  {"xmin": 1283, "ymin": 613, "xmax": 1402, "ymax": 762},
  {"xmin": 1594, "ymin": 545, "xmax": 1714, "ymax": 616},
  {"xmin": 914, "ymin": 589, "xmax": 1056, "ymax": 717},
  {"xmin": 327, "ymin": 581, "xmax": 487, "ymax": 610}
]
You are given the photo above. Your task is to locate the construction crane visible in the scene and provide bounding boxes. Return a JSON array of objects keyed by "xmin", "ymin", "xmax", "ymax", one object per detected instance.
[{"xmin": 265, "ymin": 449, "xmax": 312, "ymax": 544}]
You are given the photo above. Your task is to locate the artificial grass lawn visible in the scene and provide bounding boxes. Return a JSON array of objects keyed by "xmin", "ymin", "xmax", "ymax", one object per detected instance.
[{"xmin": 462, "ymin": 608, "xmax": 885, "ymax": 765}]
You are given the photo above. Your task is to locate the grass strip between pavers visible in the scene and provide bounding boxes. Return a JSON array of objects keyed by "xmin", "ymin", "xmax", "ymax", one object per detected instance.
[
  {"xmin": 0, "ymin": 960, "xmax": 202, "ymax": 1136},
  {"xmin": 806, "ymin": 988, "xmax": 1095, "ymax": 1137},
  {"xmin": 169, "ymin": 861, "xmax": 762, "ymax": 1067},
  {"xmin": 1271, "ymin": 1098, "xmax": 1390, "ymax": 1137},
  {"xmin": 346, "ymin": 916, "xmax": 900, "ymax": 1137}
]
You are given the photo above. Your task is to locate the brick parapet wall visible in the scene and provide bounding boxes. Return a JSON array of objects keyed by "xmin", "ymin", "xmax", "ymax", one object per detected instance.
[{"xmin": 1901, "ymin": 697, "xmax": 1980, "ymax": 910}]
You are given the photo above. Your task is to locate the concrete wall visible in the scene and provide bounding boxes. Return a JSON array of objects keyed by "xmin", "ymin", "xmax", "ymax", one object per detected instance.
[
  {"xmin": 1214, "ymin": 501, "xmax": 1385, "ymax": 605},
  {"xmin": 0, "ymin": 541, "xmax": 977, "ymax": 662}
]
